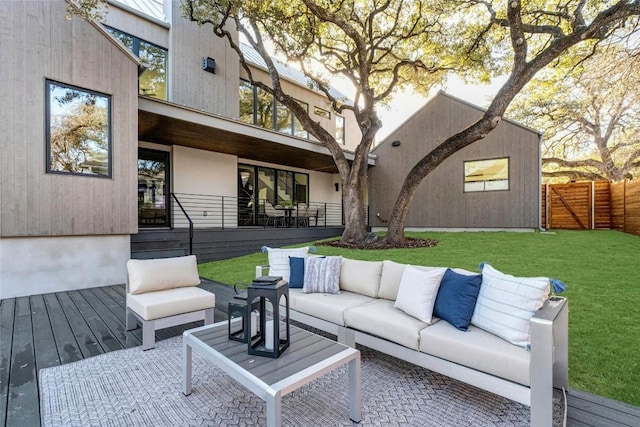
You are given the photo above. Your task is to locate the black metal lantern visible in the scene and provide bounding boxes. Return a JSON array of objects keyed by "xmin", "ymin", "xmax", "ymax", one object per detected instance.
[
  {"xmin": 247, "ymin": 277, "xmax": 290, "ymax": 358},
  {"xmin": 228, "ymin": 296, "xmax": 261, "ymax": 343}
]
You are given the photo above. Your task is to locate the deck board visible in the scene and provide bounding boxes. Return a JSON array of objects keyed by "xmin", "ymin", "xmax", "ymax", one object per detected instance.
[
  {"xmin": 0, "ymin": 299, "xmax": 16, "ymax": 427},
  {"xmin": 6, "ymin": 298, "xmax": 39, "ymax": 427},
  {"xmin": 0, "ymin": 278, "xmax": 638, "ymax": 427}
]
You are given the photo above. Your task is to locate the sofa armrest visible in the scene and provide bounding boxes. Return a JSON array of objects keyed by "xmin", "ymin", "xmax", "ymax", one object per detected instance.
[
  {"xmin": 255, "ymin": 265, "xmax": 269, "ymax": 278},
  {"xmin": 529, "ymin": 296, "xmax": 568, "ymax": 426}
]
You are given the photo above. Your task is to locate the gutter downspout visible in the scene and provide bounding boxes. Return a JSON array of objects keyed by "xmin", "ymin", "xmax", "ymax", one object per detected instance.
[{"xmin": 538, "ymin": 133, "xmax": 546, "ymax": 232}]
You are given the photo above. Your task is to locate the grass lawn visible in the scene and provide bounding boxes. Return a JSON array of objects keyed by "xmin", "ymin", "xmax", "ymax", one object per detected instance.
[{"xmin": 198, "ymin": 229, "xmax": 640, "ymax": 407}]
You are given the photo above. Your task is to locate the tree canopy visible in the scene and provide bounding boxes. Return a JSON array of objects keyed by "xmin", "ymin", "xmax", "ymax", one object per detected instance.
[{"xmin": 509, "ymin": 45, "xmax": 640, "ymax": 182}]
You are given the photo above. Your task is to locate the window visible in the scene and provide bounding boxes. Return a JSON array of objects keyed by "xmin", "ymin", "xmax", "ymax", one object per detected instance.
[
  {"xmin": 238, "ymin": 80, "xmax": 309, "ymax": 139},
  {"xmin": 335, "ymin": 115, "xmax": 345, "ymax": 144},
  {"xmin": 293, "ymin": 101, "xmax": 309, "ymax": 139},
  {"xmin": 46, "ymin": 80, "xmax": 111, "ymax": 177},
  {"xmin": 314, "ymin": 106, "xmax": 331, "ymax": 119},
  {"xmin": 464, "ymin": 157, "xmax": 509, "ymax": 192},
  {"xmin": 105, "ymin": 26, "xmax": 168, "ymax": 100},
  {"xmin": 239, "ymin": 79, "xmax": 254, "ymax": 124}
]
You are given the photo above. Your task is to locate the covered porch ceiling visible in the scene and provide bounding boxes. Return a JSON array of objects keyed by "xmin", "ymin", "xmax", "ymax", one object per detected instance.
[{"xmin": 138, "ymin": 97, "xmax": 374, "ymax": 173}]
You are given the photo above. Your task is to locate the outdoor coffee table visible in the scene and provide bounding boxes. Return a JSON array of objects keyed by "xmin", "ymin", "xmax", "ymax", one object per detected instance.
[{"xmin": 183, "ymin": 322, "xmax": 361, "ymax": 427}]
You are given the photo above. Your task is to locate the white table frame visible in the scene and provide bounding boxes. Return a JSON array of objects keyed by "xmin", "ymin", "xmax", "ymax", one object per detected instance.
[{"xmin": 183, "ymin": 322, "xmax": 361, "ymax": 427}]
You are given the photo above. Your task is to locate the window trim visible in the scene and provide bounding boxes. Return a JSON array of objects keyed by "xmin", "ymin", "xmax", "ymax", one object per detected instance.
[
  {"xmin": 45, "ymin": 79, "xmax": 113, "ymax": 178},
  {"xmin": 463, "ymin": 156, "xmax": 510, "ymax": 193}
]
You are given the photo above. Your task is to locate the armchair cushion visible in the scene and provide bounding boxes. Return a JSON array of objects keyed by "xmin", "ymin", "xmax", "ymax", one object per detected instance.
[
  {"xmin": 127, "ymin": 287, "xmax": 215, "ymax": 321},
  {"xmin": 127, "ymin": 255, "xmax": 200, "ymax": 295}
]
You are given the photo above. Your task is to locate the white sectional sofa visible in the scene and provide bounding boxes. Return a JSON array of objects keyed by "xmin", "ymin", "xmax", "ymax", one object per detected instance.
[{"xmin": 256, "ymin": 254, "xmax": 568, "ymax": 427}]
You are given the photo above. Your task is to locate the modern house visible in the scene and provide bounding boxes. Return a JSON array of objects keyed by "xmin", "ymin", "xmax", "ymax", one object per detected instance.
[
  {"xmin": 369, "ymin": 92, "xmax": 542, "ymax": 231},
  {"xmin": 0, "ymin": 1, "xmax": 541, "ymax": 300},
  {"xmin": 0, "ymin": 0, "xmax": 366, "ymax": 299}
]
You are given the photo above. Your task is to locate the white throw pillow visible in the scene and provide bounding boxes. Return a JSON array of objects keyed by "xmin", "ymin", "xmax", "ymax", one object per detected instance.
[
  {"xmin": 471, "ymin": 263, "xmax": 551, "ymax": 348},
  {"xmin": 394, "ymin": 266, "xmax": 446, "ymax": 324},
  {"xmin": 303, "ymin": 256, "xmax": 342, "ymax": 294},
  {"xmin": 266, "ymin": 247, "xmax": 310, "ymax": 282}
]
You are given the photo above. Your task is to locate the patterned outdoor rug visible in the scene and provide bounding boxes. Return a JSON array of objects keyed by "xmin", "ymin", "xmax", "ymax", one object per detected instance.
[{"xmin": 40, "ymin": 336, "xmax": 563, "ymax": 426}]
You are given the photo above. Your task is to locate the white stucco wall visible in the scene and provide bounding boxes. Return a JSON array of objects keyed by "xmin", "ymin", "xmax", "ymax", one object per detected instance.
[
  {"xmin": 0, "ymin": 235, "xmax": 130, "ymax": 299},
  {"xmin": 172, "ymin": 146, "xmax": 238, "ymax": 228}
]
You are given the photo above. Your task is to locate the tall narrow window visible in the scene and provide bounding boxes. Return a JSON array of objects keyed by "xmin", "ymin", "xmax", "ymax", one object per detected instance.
[
  {"xmin": 239, "ymin": 80, "xmax": 254, "ymax": 124},
  {"xmin": 46, "ymin": 80, "xmax": 111, "ymax": 177},
  {"xmin": 275, "ymin": 101, "xmax": 292, "ymax": 134},
  {"xmin": 293, "ymin": 101, "xmax": 309, "ymax": 139},
  {"xmin": 335, "ymin": 115, "xmax": 345, "ymax": 144},
  {"xmin": 255, "ymin": 87, "xmax": 274, "ymax": 129},
  {"xmin": 464, "ymin": 157, "xmax": 509, "ymax": 192},
  {"xmin": 105, "ymin": 26, "xmax": 168, "ymax": 100}
]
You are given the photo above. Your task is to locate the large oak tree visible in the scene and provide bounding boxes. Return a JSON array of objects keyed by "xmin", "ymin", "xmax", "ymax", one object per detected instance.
[{"xmin": 509, "ymin": 46, "xmax": 640, "ymax": 182}]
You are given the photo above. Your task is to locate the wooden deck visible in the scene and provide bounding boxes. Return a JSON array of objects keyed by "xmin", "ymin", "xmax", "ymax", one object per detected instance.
[{"xmin": 2, "ymin": 280, "xmax": 639, "ymax": 427}]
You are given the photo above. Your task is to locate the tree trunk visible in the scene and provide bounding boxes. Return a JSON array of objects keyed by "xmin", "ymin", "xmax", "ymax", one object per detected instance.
[{"xmin": 340, "ymin": 165, "xmax": 369, "ymax": 243}]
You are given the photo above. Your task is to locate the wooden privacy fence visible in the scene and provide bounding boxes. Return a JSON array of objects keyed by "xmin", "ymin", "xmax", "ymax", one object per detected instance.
[{"xmin": 541, "ymin": 180, "xmax": 640, "ymax": 236}]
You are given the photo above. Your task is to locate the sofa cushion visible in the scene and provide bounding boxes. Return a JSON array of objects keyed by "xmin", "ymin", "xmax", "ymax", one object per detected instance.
[
  {"xmin": 378, "ymin": 260, "xmax": 406, "ymax": 300},
  {"xmin": 433, "ymin": 269, "xmax": 482, "ymax": 331},
  {"xmin": 127, "ymin": 255, "xmax": 200, "ymax": 295},
  {"xmin": 344, "ymin": 299, "xmax": 432, "ymax": 350},
  {"xmin": 303, "ymin": 256, "xmax": 342, "ymax": 294},
  {"xmin": 420, "ymin": 320, "xmax": 531, "ymax": 386},
  {"xmin": 127, "ymin": 287, "xmax": 215, "ymax": 321},
  {"xmin": 471, "ymin": 263, "xmax": 550, "ymax": 348},
  {"xmin": 266, "ymin": 247, "xmax": 310, "ymax": 282},
  {"xmin": 339, "ymin": 258, "xmax": 383, "ymax": 298},
  {"xmin": 394, "ymin": 266, "xmax": 446, "ymax": 324},
  {"xmin": 291, "ymin": 289, "xmax": 374, "ymax": 326},
  {"xmin": 288, "ymin": 256, "xmax": 305, "ymax": 288}
]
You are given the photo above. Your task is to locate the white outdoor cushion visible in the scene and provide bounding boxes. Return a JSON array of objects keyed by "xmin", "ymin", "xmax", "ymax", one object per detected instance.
[
  {"xmin": 394, "ymin": 266, "xmax": 446, "ymax": 324},
  {"xmin": 292, "ymin": 291, "xmax": 375, "ymax": 326},
  {"xmin": 344, "ymin": 299, "xmax": 433, "ymax": 350},
  {"xmin": 471, "ymin": 264, "xmax": 550, "ymax": 348},
  {"xmin": 420, "ymin": 320, "xmax": 531, "ymax": 386},
  {"xmin": 378, "ymin": 260, "xmax": 407, "ymax": 300},
  {"xmin": 127, "ymin": 255, "xmax": 200, "ymax": 295},
  {"xmin": 339, "ymin": 258, "xmax": 383, "ymax": 298},
  {"xmin": 127, "ymin": 287, "xmax": 215, "ymax": 321},
  {"xmin": 266, "ymin": 247, "xmax": 310, "ymax": 282}
]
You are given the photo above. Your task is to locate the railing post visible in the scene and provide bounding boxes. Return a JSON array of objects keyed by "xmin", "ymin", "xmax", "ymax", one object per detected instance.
[
  {"xmin": 221, "ymin": 196, "xmax": 225, "ymax": 230},
  {"xmin": 171, "ymin": 193, "xmax": 194, "ymax": 255}
]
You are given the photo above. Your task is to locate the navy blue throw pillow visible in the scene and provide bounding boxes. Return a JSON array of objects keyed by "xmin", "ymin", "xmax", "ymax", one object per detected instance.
[
  {"xmin": 288, "ymin": 256, "xmax": 305, "ymax": 288},
  {"xmin": 433, "ymin": 269, "xmax": 482, "ymax": 331}
]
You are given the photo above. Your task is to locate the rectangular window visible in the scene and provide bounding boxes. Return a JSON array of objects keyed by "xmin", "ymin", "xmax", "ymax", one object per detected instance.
[
  {"xmin": 46, "ymin": 80, "xmax": 111, "ymax": 177},
  {"xmin": 293, "ymin": 100, "xmax": 308, "ymax": 139},
  {"xmin": 314, "ymin": 106, "xmax": 331, "ymax": 119},
  {"xmin": 275, "ymin": 101, "xmax": 293, "ymax": 134},
  {"xmin": 105, "ymin": 26, "xmax": 168, "ymax": 100},
  {"xmin": 464, "ymin": 157, "xmax": 509, "ymax": 192},
  {"xmin": 255, "ymin": 87, "xmax": 275, "ymax": 130},
  {"xmin": 335, "ymin": 115, "xmax": 345, "ymax": 144},
  {"xmin": 239, "ymin": 79, "xmax": 254, "ymax": 124}
]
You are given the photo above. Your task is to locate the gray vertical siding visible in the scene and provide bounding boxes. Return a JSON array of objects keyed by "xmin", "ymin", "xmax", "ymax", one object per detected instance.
[
  {"xmin": 0, "ymin": 0, "xmax": 138, "ymax": 237},
  {"xmin": 369, "ymin": 93, "xmax": 540, "ymax": 229}
]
